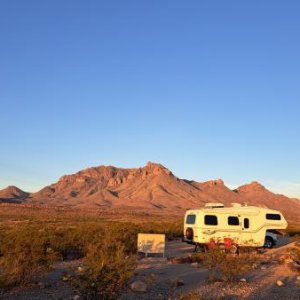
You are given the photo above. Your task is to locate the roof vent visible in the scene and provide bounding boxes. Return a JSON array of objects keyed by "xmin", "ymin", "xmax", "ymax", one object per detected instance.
[{"xmin": 205, "ymin": 203, "xmax": 225, "ymax": 208}]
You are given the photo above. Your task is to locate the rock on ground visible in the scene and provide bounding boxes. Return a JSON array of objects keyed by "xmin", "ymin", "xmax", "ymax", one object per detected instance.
[{"xmin": 130, "ymin": 281, "xmax": 147, "ymax": 293}]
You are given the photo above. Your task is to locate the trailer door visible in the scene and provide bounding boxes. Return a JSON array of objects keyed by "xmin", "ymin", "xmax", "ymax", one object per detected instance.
[{"xmin": 241, "ymin": 217, "xmax": 252, "ymax": 245}]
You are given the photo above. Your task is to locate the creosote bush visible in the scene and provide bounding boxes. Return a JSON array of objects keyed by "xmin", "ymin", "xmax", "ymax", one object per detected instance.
[
  {"xmin": 0, "ymin": 225, "xmax": 58, "ymax": 287},
  {"xmin": 73, "ymin": 230, "xmax": 136, "ymax": 299},
  {"xmin": 203, "ymin": 244, "xmax": 259, "ymax": 282}
]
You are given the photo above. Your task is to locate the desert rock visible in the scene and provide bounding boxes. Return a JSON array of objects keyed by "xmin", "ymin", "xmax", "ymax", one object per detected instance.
[{"xmin": 130, "ymin": 280, "xmax": 147, "ymax": 292}]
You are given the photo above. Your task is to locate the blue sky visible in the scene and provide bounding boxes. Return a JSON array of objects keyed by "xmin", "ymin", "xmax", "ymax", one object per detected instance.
[{"xmin": 0, "ymin": 1, "xmax": 299, "ymax": 197}]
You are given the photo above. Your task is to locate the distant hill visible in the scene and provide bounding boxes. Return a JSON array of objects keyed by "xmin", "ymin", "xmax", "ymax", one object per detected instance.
[
  {"xmin": 1, "ymin": 162, "xmax": 299, "ymax": 222},
  {"xmin": 0, "ymin": 186, "xmax": 29, "ymax": 203}
]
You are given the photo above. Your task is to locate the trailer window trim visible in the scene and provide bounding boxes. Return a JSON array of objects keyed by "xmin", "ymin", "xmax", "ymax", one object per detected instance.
[
  {"xmin": 204, "ymin": 215, "xmax": 218, "ymax": 226},
  {"xmin": 186, "ymin": 214, "xmax": 196, "ymax": 224},
  {"xmin": 266, "ymin": 213, "xmax": 281, "ymax": 220},
  {"xmin": 228, "ymin": 216, "xmax": 239, "ymax": 226}
]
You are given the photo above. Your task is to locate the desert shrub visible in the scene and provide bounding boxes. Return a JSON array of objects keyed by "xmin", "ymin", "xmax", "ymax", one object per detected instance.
[
  {"xmin": 49, "ymin": 222, "xmax": 139, "ymax": 259},
  {"xmin": 160, "ymin": 220, "xmax": 183, "ymax": 239},
  {"xmin": 73, "ymin": 229, "xmax": 136, "ymax": 299},
  {"xmin": 0, "ymin": 215, "xmax": 182, "ymax": 292},
  {"xmin": 139, "ymin": 220, "xmax": 183, "ymax": 239},
  {"xmin": 0, "ymin": 222, "xmax": 137, "ymax": 291},
  {"xmin": 0, "ymin": 225, "xmax": 58, "ymax": 287},
  {"xmin": 47, "ymin": 223, "xmax": 105, "ymax": 260},
  {"xmin": 107, "ymin": 222, "xmax": 139, "ymax": 254},
  {"xmin": 191, "ymin": 252, "xmax": 205, "ymax": 263},
  {"xmin": 203, "ymin": 244, "xmax": 258, "ymax": 282},
  {"xmin": 290, "ymin": 236, "xmax": 300, "ymax": 266}
]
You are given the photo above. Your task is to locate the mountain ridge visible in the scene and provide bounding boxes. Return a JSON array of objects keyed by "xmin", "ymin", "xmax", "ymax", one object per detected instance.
[{"xmin": 0, "ymin": 162, "xmax": 299, "ymax": 221}]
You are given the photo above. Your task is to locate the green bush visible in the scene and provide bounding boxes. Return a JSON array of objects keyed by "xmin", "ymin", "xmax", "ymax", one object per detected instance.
[{"xmin": 73, "ymin": 229, "xmax": 136, "ymax": 299}]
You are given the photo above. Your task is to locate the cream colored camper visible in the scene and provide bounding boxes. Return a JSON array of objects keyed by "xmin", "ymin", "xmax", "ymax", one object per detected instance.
[{"xmin": 184, "ymin": 203, "xmax": 287, "ymax": 251}]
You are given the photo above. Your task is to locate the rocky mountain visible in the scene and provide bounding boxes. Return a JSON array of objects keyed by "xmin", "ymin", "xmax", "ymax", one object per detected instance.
[
  {"xmin": 31, "ymin": 162, "xmax": 208, "ymax": 209},
  {"xmin": 0, "ymin": 185, "xmax": 29, "ymax": 203},
  {"xmin": 0, "ymin": 162, "xmax": 299, "ymax": 221},
  {"xmin": 233, "ymin": 181, "xmax": 300, "ymax": 218}
]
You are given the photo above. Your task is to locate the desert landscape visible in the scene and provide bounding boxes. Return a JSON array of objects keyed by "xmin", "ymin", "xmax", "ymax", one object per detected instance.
[
  {"xmin": 1, "ymin": 1, "xmax": 300, "ymax": 299},
  {"xmin": 1, "ymin": 162, "xmax": 300, "ymax": 223},
  {"xmin": 0, "ymin": 162, "xmax": 300, "ymax": 299}
]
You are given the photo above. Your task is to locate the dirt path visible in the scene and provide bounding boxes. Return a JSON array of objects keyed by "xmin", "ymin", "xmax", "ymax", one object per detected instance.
[{"xmin": 121, "ymin": 241, "xmax": 204, "ymax": 299}]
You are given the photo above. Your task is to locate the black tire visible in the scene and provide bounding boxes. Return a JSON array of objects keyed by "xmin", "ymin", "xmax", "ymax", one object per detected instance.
[{"xmin": 264, "ymin": 237, "xmax": 274, "ymax": 248}]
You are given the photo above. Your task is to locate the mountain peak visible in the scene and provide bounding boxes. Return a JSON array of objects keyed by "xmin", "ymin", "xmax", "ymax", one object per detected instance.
[
  {"xmin": 237, "ymin": 181, "xmax": 266, "ymax": 193},
  {"xmin": 211, "ymin": 179, "xmax": 224, "ymax": 186},
  {"xmin": 145, "ymin": 162, "xmax": 173, "ymax": 175},
  {"xmin": 0, "ymin": 186, "xmax": 29, "ymax": 199},
  {"xmin": 5, "ymin": 185, "xmax": 20, "ymax": 191}
]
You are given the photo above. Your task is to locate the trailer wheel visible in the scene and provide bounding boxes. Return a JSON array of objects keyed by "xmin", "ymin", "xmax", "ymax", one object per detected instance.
[{"xmin": 264, "ymin": 237, "xmax": 274, "ymax": 249}]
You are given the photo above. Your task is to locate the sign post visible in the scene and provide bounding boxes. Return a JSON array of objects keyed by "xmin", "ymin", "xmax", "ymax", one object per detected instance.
[{"xmin": 137, "ymin": 233, "xmax": 166, "ymax": 257}]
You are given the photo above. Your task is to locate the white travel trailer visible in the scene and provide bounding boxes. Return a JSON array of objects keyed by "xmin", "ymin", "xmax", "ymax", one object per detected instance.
[{"xmin": 183, "ymin": 203, "xmax": 287, "ymax": 252}]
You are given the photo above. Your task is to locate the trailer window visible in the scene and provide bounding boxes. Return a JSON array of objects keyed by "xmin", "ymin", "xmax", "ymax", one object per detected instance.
[
  {"xmin": 204, "ymin": 215, "xmax": 218, "ymax": 225},
  {"xmin": 186, "ymin": 214, "xmax": 196, "ymax": 224},
  {"xmin": 266, "ymin": 214, "xmax": 281, "ymax": 220},
  {"xmin": 228, "ymin": 216, "xmax": 239, "ymax": 226},
  {"xmin": 244, "ymin": 218, "xmax": 249, "ymax": 229}
]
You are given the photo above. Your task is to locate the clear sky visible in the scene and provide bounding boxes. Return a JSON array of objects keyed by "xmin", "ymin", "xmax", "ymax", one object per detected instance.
[{"xmin": 0, "ymin": 1, "xmax": 299, "ymax": 198}]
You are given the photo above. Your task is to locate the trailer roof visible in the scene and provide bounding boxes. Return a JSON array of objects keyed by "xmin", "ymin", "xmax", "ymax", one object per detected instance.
[{"xmin": 186, "ymin": 205, "xmax": 282, "ymax": 215}]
